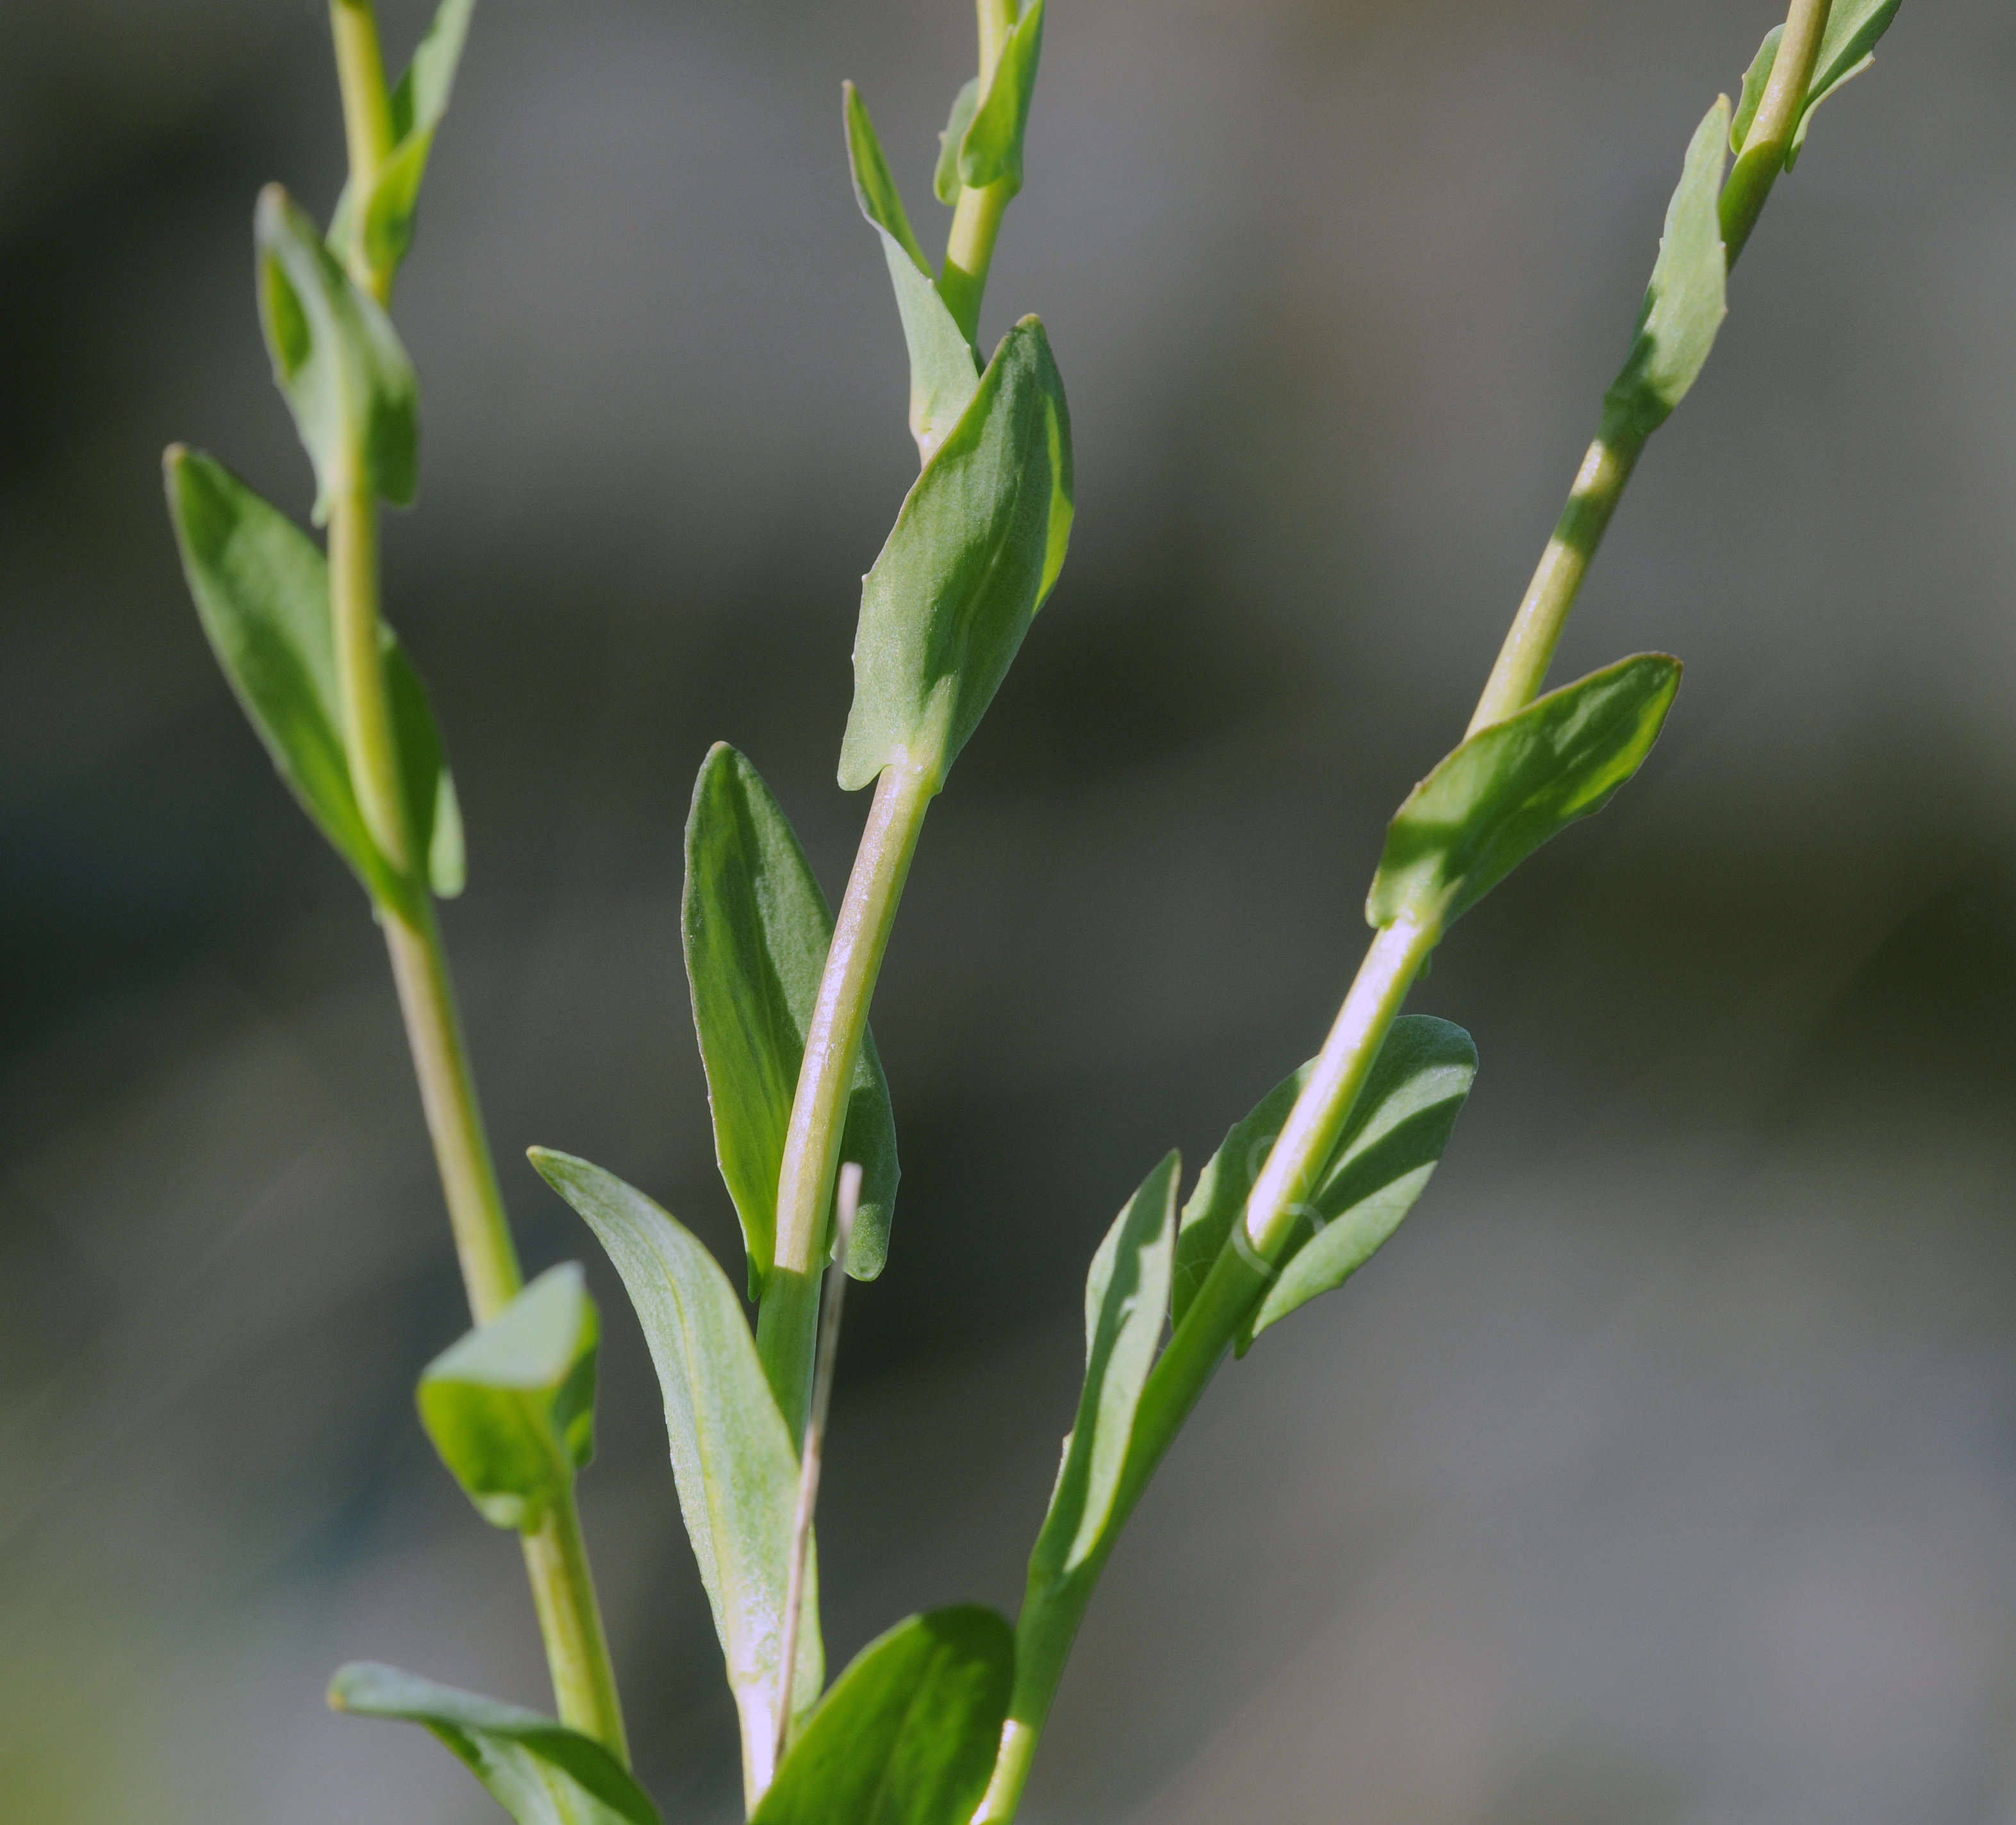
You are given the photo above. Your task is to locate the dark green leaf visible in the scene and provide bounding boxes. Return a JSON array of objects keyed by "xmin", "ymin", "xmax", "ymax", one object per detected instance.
[
  {"xmin": 1030, "ymin": 1154, "xmax": 1178, "ymax": 1580},
  {"xmin": 417, "ymin": 1264, "xmax": 599, "ymax": 1532},
  {"xmin": 163, "ymin": 447, "xmax": 460, "ymax": 906},
  {"xmin": 1367, "ymin": 654, "xmax": 1681, "ymax": 932},
  {"xmin": 529, "ymin": 1150, "xmax": 820, "ymax": 1801},
  {"xmin": 752, "ymin": 1607, "xmax": 1013, "ymax": 1825},
  {"xmin": 1731, "ymin": 2, "xmax": 1903, "ymax": 167},
  {"xmin": 1605, "ymin": 98, "xmax": 1728, "ymax": 438},
  {"xmin": 957, "ymin": 0, "xmax": 1045, "ymax": 197},
  {"xmin": 329, "ymin": 1663, "xmax": 659, "ymax": 1825},
  {"xmin": 1172, "ymin": 1018, "xmax": 1475, "ymax": 1340},
  {"xmin": 329, "ymin": 0, "xmax": 478, "ymax": 283},
  {"xmin": 838, "ymin": 315, "xmax": 1073, "ymax": 793},
  {"xmin": 932, "ymin": 78, "xmax": 982, "ymax": 207},
  {"xmin": 256, "ymin": 184, "xmax": 418, "ymax": 518},
  {"xmin": 683, "ymin": 743, "xmax": 900, "ymax": 1294},
  {"xmin": 845, "ymin": 82, "xmax": 980, "ymax": 459}
]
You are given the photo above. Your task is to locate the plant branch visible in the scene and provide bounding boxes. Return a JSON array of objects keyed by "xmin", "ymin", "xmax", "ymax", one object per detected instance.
[
  {"xmin": 939, "ymin": 0, "xmax": 1024, "ymax": 347},
  {"xmin": 329, "ymin": 0, "xmax": 394, "ymax": 301},
  {"xmin": 1720, "ymin": 0, "xmax": 1833, "ymax": 265}
]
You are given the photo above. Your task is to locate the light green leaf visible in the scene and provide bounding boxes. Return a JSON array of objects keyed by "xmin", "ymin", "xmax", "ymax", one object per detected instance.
[
  {"xmin": 752, "ymin": 1607, "xmax": 1013, "ymax": 1825},
  {"xmin": 1731, "ymin": 1, "xmax": 1903, "ymax": 167},
  {"xmin": 329, "ymin": 1663, "xmax": 659, "ymax": 1825},
  {"xmin": 329, "ymin": 0, "xmax": 478, "ymax": 284},
  {"xmin": 838, "ymin": 315, "xmax": 1073, "ymax": 793},
  {"xmin": 844, "ymin": 82, "xmax": 981, "ymax": 459},
  {"xmin": 417, "ymin": 1264, "xmax": 599, "ymax": 1533},
  {"xmin": 957, "ymin": 0, "xmax": 1045, "ymax": 196},
  {"xmin": 1367, "ymin": 654, "xmax": 1680, "ymax": 932},
  {"xmin": 1605, "ymin": 97, "xmax": 1728, "ymax": 438},
  {"xmin": 256, "ymin": 185, "xmax": 418, "ymax": 519},
  {"xmin": 683, "ymin": 743, "xmax": 900, "ymax": 1296},
  {"xmin": 162, "ymin": 446, "xmax": 461, "ymax": 905},
  {"xmin": 1030, "ymin": 1153, "xmax": 1178, "ymax": 1580},
  {"xmin": 529, "ymin": 1150, "xmax": 820, "ymax": 1804},
  {"xmin": 1171, "ymin": 1017, "xmax": 1476, "ymax": 1342},
  {"xmin": 933, "ymin": 78, "xmax": 982, "ymax": 207}
]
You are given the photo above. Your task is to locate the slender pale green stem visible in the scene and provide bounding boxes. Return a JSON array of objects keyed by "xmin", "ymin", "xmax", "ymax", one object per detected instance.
[
  {"xmin": 1720, "ymin": 0, "xmax": 1833, "ymax": 265},
  {"xmin": 326, "ymin": 0, "xmax": 627, "ymax": 1762},
  {"xmin": 939, "ymin": 0, "xmax": 1023, "ymax": 347},
  {"xmin": 759, "ymin": 757, "xmax": 938, "ymax": 1437}
]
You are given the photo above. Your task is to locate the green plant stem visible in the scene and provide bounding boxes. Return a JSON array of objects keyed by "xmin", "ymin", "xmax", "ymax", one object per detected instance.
[
  {"xmin": 939, "ymin": 0, "xmax": 1022, "ymax": 347},
  {"xmin": 1466, "ymin": 409, "xmax": 1646, "ymax": 735},
  {"xmin": 1719, "ymin": 0, "xmax": 1833, "ymax": 265},
  {"xmin": 327, "ymin": 1, "xmax": 628, "ymax": 1761},
  {"xmin": 758, "ymin": 757, "xmax": 938, "ymax": 1437}
]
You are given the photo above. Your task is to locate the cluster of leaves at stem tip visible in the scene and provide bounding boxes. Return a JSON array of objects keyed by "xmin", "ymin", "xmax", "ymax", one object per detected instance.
[{"xmin": 157, "ymin": 0, "xmax": 1901, "ymax": 1821}]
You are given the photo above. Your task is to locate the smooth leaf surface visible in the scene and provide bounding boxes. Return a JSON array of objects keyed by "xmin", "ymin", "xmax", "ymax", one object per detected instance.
[
  {"xmin": 1172, "ymin": 1018, "xmax": 1475, "ymax": 1338},
  {"xmin": 933, "ymin": 77, "xmax": 982, "ymax": 206},
  {"xmin": 256, "ymin": 185, "xmax": 418, "ymax": 517},
  {"xmin": 1367, "ymin": 654, "xmax": 1680, "ymax": 932},
  {"xmin": 845, "ymin": 83, "xmax": 980, "ymax": 459},
  {"xmin": 1731, "ymin": 1, "xmax": 1902, "ymax": 165},
  {"xmin": 752, "ymin": 1607, "xmax": 1013, "ymax": 1825},
  {"xmin": 838, "ymin": 315, "xmax": 1073, "ymax": 792},
  {"xmin": 329, "ymin": 1663, "xmax": 659, "ymax": 1825},
  {"xmin": 957, "ymin": 0, "xmax": 1045, "ymax": 196},
  {"xmin": 163, "ymin": 447, "xmax": 460, "ymax": 904},
  {"xmin": 529, "ymin": 1150, "xmax": 820, "ymax": 1799},
  {"xmin": 1030, "ymin": 1153, "xmax": 1178, "ymax": 1578},
  {"xmin": 329, "ymin": 0, "xmax": 478, "ymax": 281},
  {"xmin": 418, "ymin": 1263, "xmax": 599, "ymax": 1532},
  {"xmin": 1731, "ymin": 25, "xmax": 1783, "ymax": 154},
  {"xmin": 1605, "ymin": 97, "xmax": 1728, "ymax": 437},
  {"xmin": 683, "ymin": 743, "xmax": 900, "ymax": 1294}
]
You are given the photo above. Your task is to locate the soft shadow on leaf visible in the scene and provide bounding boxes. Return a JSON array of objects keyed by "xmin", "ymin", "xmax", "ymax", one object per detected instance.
[
  {"xmin": 417, "ymin": 1263, "xmax": 599, "ymax": 1532},
  {"xmin": 683, "ymin": 743, "xmax": 899, "ymax": 1294},
  {"xmin": 956, "ymin": 0, "xmax": 1045, "ymax": 196},
  {"xmin": 1367, "ymin": 654, "xmax": 1681, "ymax": 932},
  {"xmin": 329, "ymin": 1662, "xmax": 659, "ymax": 1825},
  {"xmin": 529, "ymin": 1149, "xmax": 820, "ymax": 1805},
  {"xmin": 1732, "ymin": 0, "xmax": 1903, "ymax": 168},
  {"xmin": 752, "ymin": 1608, "xmax": 1013, "ymax": 1825}
]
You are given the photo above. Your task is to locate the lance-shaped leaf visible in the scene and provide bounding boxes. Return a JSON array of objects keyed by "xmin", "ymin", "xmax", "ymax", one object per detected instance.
[
  {"xmin": 1170, "ymin": 1017, "xmax": 1476, "ymax": 1339},
  {"xmin": 529, "ymin": 1150, "xmax": 820, "ymax": 1805},
  {"xmin": 838, "ymin": 316, "xmax": 1073, "ymax": 793},
  {"xmin": 1167, "ymin": 1021, "xmax": 1477, "ymax": 1352},
  {"xmin": 752, "ymin": 1607, "xmax": 1014, "ymax": 1825},
  {"xmin": 1367, "ymin": 654, "xmax": 1681, "ymax": 933},
  {"xmin": 329, "ymin": 1663, "xmax": 659, "ymax": 1825},
  {"xmin": 932, "ymin": 78, "xmax": 982, "ymax": 207},
  {"xmin": 1605, "ymin": 97, "xmax": 1728, "ymax": 438},
  {"xmin": 256, "ymin": 184, "xmax": 418, "ymax": 518},
  {"xmin": 329, "ymin": 0, "xmax": 478, "ymax": 285},
  {"xmin": 163, "ymin": 446, "xmax": 463, "ymax": 904},
  {"xmin": 957, "ymin": 0, "xmax": 1045, "ymax": 197},
  {"xmin": 1731, "ymin": 1, "xmax": 1903, "ymax": 169},
  {"xmin": 1029, "ymin": 1153, "xmax": 1178, "ymax": 1580},
  {"xmin": 417, "ymin": 1263, "xmax": 599, "ymax": 1533},
  {"xmin": 684, "ymin": 745, "xmax": 898, "ymax": 1295},
  {"xmin": 845, "ymin": 82, "xmax": 980, "ymax": 461}
]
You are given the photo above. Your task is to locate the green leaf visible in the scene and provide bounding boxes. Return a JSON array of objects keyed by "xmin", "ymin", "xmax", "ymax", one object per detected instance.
[
  {"xmin": 1171, "ymin": 1018, "xmax": 1475, "ymax": 1341},
  {"xmin": 683, "ymin": 743, "xmax": 900, "ymax": 1296},
  {"xmin": 844, "ymin": 82, "xmax": 981, "ymax": 459},
  {"xmin": 1731, "ymin": 2, "xmax": 1903, "ymax": 167},
  {"xmin": 1030, "ymin": 1153, "xmax": 1178, "ymax": 1580},
  {"xmin": 932, "ymin": 78, "xmax": 982, "ymax": 207},
  {"xmin": 752, "ymin": 1607, "xmax": 1013, "ymax": 1825},
  {"xmin": 957, "ymin": 0, "xmax": 1045, "ymax": 197},
  {"xmin": 417, "ymin": 1264, "xmax": 599, "ymax": 1532},
  {"xmin": 1366, "ymin": 654, "xmax": 1681, "ymax": 932},
  {"xmin": 838, "ymin": 315, "xmax": 1073, "ymax": 793},
  {"xmin": 529, "ymin": 1150, "xmax": 820, "ymax": 1802},
  {"xmin": 329, "ymin": 1663, "xmax": 660, "ymax": 1825},
  {"xmin": 329, "ymin": 0, "xmax": 479, "ymax": 283},
  {"xmin": 1605, "ymin": 97, "xmax": 1729, "ymax": 438},
  {"xmin": 256, "ymin": 185, "xmax": 418, "ymax": 519},
  {"xmin": 162, "ymin": 447, "xmax": 461, "ymax": 905}
]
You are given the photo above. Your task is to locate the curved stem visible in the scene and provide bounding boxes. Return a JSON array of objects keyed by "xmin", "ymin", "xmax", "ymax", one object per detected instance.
[
  {"xmin": 329, "ymin": 0, "xmax": 394, "ymax": 301},
  {"xmin": 1720, "ymin": 0, "xmax": 1833, "ymax": 266},
  {"xmin": 758, "ymin": 758, "xmax": 937, "ymax": 1437}
]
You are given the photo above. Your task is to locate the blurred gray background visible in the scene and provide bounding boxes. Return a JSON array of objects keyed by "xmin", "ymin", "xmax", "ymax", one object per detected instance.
[{"xmin": 4, "ymin": 1, "xmax": 2015, "ymax": 1820}]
